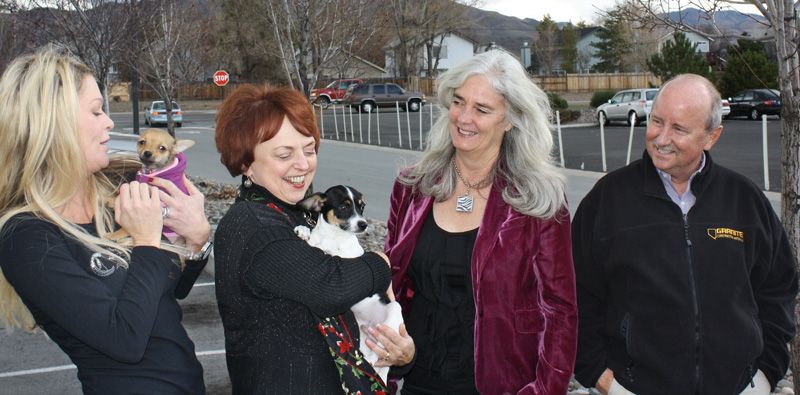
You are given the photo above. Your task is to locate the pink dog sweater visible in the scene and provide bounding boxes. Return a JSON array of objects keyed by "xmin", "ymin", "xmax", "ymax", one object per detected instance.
[{"xmin": 136, "ymin": 152, "xmax": 189, "ymax": 237}]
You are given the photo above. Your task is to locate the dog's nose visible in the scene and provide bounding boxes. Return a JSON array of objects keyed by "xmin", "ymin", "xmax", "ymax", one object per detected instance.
[
  {"xmin": 142, "ymin": 151, "xmax": 152, "ymax": 158},
  {"xmin": 357, "ymin": 220, "xmax": 367, "ymax": 231}
]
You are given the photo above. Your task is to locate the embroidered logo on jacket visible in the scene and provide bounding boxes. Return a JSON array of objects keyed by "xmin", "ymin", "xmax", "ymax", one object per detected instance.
[
  {"xmin": 89, "ymin": 252, "xmax": 125, "ymax": 277},
  {"xmin": 707, "ymin": 227, "xmax": 744, "ymax": 242}
]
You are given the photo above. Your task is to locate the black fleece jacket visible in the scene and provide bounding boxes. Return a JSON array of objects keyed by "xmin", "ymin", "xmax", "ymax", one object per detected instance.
[
  {"xmin": 214, "ymin": 182, "xmax": 392, "ymax": 394},
  {"xmin": 572, "ymin": 151, "xmax": 797, "ymax": 395}
]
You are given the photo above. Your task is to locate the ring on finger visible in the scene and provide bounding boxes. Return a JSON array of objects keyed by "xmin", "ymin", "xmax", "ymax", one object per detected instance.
[
  {"xmin": 381, "ymin": 352, "xmax": 391, "ymax": 361},
  {"xmin": 161, "ymin": 206, "xmax": 171, "ymax": 219}
]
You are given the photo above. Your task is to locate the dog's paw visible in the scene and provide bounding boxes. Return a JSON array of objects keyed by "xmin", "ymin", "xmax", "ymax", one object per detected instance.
[{"xmin": 294, "ymin": 225, "xmax": 311, "ymax": 240}]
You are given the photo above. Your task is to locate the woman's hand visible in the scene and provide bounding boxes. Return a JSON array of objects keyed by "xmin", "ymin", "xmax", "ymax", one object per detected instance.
[
  {"xmin": 150, "ymin": 175, "xmax": 211, "ymax": 252},
  {"xmin": 365, "ymin": 323, "xmax": 415, "ymax": 367},
  {"xmin": 115, "ymin": 181, "xmax": 163, "ymax": 247}
]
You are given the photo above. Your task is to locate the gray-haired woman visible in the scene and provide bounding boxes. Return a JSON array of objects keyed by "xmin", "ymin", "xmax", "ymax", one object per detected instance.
[{"xmin": 384, "ymin": 50, "xmax": 577, "ymax": 394}]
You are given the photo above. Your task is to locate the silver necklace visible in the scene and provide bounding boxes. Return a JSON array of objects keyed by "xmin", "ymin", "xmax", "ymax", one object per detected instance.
[{"xmin": 452, "ymin": 158, "xmax": 493, "ymax": 213}]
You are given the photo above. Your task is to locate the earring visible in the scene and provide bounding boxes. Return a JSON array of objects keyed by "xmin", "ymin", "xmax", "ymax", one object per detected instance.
[{"xmin": 243, "ymin": 176, "xmax": 253, "ymax": 188}]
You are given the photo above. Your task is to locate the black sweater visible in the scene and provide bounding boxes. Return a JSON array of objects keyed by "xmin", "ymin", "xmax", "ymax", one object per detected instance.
[
  {"xmin": 0, "ymin": 214, "xmax": 206, "ymax": 394},
  {"xmin": 214, "ymin": 184, "xmax": 392, "ymax": 394},
  {"xmin": 573, "ymin": 151, "xmax": 797, "ymax": 395}
]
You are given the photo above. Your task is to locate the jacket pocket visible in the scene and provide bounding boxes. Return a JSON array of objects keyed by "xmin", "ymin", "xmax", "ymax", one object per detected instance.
[{"xmin": 514, "ymin": 308, "xmax": 544, "ymax": 333}]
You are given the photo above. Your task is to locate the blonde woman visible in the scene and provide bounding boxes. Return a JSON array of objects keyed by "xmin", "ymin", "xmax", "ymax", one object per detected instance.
[{"xmin": 0, "ymin": 47, "xmax": 211, "ymax": 394}]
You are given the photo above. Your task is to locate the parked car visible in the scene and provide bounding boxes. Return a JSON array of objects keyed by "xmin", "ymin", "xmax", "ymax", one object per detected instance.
[
  {"xmin": 727, "ymin": 89, "xmax": 781, "ymax": 120},
  {"xmin": 596, "ymin": 88, "xmax": 659, "ymax": 126},
  {"xmin": 144, "ymin": 100, "xmax": 182, "ymax": 127},
  {"xmin": 309, "ymin": 78, "xmax": 363, "ymax": 107},
  {"xmin": 721, "ymin": 99, "xmax": 731, "ymax": 118},
  {"xmin": 343, "ymin": 83, "xmax": 425, "ymax": 113}
]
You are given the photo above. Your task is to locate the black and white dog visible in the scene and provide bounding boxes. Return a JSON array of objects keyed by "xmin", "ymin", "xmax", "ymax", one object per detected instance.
[{"xmin": 294, "ymin": 185, "xmax": 403, "ymax": 383}]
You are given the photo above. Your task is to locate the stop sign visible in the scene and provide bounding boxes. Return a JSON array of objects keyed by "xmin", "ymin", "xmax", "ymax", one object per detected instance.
[{"xmin": 213, "ymin": 70, "xmax": 229, "ymax": 87}]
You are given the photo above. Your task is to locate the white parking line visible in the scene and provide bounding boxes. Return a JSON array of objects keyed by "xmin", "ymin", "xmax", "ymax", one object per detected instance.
[
  {"xmin": 0, "ymin": 364, "xmax": 76, "ymax": 378},
  {"xmin": 0, "ymin": 349, "xmax": 227, "ymax": 378}
]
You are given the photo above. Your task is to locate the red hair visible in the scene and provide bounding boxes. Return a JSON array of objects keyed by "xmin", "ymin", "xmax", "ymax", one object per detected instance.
[{"xmin": 215, "ymin": 84, "xmax": 320, "ymax": 176}]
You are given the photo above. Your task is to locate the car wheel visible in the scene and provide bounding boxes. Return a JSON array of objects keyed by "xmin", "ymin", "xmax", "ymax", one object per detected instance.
[
  {"xmin": 177, "ymin": 122, "xmax": 182, "ymax": 127},
  {"xmin": 597, "ymin": 111, "xmax": 609, "ymax": 126},
  {"xmin": 315, "ymin": 96, "xmax": 331, "ymax": 109},
  {"xmin": 627, "ymin": 111, "xmax": 639, "ymax": 127},
  {"xmin": 407, "ymin": 99, "xmax": 421, "ymax": 112},
  {"xmin": 749, "ymin": 109, "xmax": 760, "ymax": 120},
  {"xmin": 722, "ymin": 114, "xmax": 730, "ymax": 120},
  {"xmin": 361, "ymin": 102, "xmax": 374, "ymax": 113}
]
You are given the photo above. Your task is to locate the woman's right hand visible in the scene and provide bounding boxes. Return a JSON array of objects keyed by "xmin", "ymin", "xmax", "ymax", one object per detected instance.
[{"xmin": 115, "ymin": 181, "xmax": 163, "ymax": 247}]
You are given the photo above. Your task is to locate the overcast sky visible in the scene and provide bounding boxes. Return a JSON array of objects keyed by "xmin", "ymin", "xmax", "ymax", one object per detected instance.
[{"xmin": 478, "ymin": 0, "xmax": 761, "ymax": 25}]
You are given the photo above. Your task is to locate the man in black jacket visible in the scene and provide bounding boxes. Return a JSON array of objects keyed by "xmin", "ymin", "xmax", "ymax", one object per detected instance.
[{"xmin": 572, "ymin": 74, "xmax": 797, "ymax": 395}]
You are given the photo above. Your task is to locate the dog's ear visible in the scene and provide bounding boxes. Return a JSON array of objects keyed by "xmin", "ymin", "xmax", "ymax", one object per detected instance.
[
  {"xmin": 297, "ymin": 193, "xmax": 326, "ymax": 213},
  {"xmin": 175, "ymin": 139, "xmax": 195, "ymax": 152}
]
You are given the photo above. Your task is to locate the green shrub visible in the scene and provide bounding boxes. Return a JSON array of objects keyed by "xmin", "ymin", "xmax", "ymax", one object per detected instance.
[
  {"xmin": 547, "ymin": 92, "xmax": 568, "ymax": 110},
  {"xmin": 590, "ymin": 90, "xmax": 616, "ymax": 108}
]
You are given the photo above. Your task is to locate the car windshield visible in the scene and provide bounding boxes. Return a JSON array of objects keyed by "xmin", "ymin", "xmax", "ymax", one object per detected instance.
[{"xmin": 152, "ymin": 101, "xmax": 180, "ymax": 110}]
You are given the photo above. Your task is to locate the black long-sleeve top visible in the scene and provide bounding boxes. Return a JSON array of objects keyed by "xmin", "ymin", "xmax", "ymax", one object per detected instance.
[
  {"xmin": 0, "ymin": 214, "xmax": 207, "ymax": 394},
  {"xmin": 214, "ymin": 183, "xmax": 392, "ymax": 394}
]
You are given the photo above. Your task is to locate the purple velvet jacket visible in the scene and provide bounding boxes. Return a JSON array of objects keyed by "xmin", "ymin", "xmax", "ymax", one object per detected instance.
[{"xmin": 385, "ymin": 178, "xmax": 578, "ymax": 395}]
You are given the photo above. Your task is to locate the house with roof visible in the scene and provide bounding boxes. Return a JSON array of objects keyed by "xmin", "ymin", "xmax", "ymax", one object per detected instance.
[
  {"xmin": 315, "ymin": 50, "xmax": 387, "ymax": 80},
  {"xmin": 384, "ymin": 31, "xmax": 478, "ymax": 77},
  {"xmin": 383, "ymin": 31, "xmax": 522, "ymax": 78},
  {"xmin": 656, "ymin": 29, "xmax": 713, "ymax": 53}
]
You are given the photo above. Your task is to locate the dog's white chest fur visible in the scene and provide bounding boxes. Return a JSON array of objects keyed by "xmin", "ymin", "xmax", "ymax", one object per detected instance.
[
  {"xmin": 299, "ymin": 217, "xmax": 364, "ymax": 258},
  {"xmin": 294, "ymin": 214, "xmax": 403, "ymax": 384}
]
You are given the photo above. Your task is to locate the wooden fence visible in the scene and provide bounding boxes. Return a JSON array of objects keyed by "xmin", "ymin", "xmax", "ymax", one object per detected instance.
[
  {"xmin": 531, "ymin": 72, "xmax": 662, "ymax": 93},
  {"xmin": 109, "ymin": 72, "xmax": 661, "ymax": 102}
]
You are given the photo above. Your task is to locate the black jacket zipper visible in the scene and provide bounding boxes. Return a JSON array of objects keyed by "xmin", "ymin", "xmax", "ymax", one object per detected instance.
[{"xmin": 683, "ymin": 214, "xmax": 702, "ymax": 394}]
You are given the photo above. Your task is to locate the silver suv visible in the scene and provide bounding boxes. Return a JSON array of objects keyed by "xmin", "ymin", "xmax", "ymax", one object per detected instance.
[
  {"xmin": 343, "ymin": 83, "xmax": 425, "ymax": 113},
  {"xmin": 596, "ymin": 88, "xmax": 658, "ymax": 126}
]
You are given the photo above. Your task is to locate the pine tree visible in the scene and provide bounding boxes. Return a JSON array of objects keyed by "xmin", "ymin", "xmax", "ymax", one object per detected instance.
[
  {"xmin": 560, "ymin": 23, "xmax": 578, "ymax": 73},
  {"xmin": 534, "ymin": 15, "xmax": 559, "ymax": 74},
  {"xmin": 718, "ymin": 40, "xmax": 779, "ymax": 98},
  {"xmin": 591, "ymin": 8, "xmax": 631, "ymax": 72},
  {"xmin": 646, "ymin": 32, "xmax": 712, "ymax": 82}
]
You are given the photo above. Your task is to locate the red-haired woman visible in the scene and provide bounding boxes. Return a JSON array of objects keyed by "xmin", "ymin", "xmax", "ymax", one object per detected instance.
[{"xmin": 213, "ymin": 84, "xmax": 414, "ymax": 393}]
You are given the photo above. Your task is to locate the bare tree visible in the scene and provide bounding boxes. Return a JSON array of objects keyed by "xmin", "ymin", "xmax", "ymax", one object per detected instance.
[
  {"xmin": 618, "ymin": 0, "xmax": 800, "ymax": 391},
  {"xmin": 207, "ymin": 0, "xmax": 283, "ymax": 83},
  {"xmin": 7, "ymin": 0, "xmax": 133, "ymax": 112},
  {"xmin": 534, "ymin": 14, "xmax": 560, "ymax": 74},
  {"xmin": 419, "ymin": 0, "xmax": 474, "ymax": 77},
  {"xmin": 0, "ymin": 4, "xmax": 17, "ymax": 74},
  {"xmin": 387, "ymin": 0, "xmax": 470, "ymax": 81},
  {"xmin": 128, "ymin": 0, "xmax": 206, "ymax": 136},
  {"xmin": 259, "ymin": 0, "xmax": 380, "ymax": 96}
]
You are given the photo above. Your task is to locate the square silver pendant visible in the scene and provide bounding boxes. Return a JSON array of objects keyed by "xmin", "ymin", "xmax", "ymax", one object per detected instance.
[{"xmin": 456, "ymin": 194, "xmax": 473, "ymax": 213}]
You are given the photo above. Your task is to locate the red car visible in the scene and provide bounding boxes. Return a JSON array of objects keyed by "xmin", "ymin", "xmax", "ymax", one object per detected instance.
[{"xmin": 309, "ymin": 78, "xmax": 363, "ymax": 107}]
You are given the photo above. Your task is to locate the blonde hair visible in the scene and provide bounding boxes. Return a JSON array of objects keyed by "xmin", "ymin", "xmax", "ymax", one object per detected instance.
[
  {"xmin": 399, "ymin": 50, "xmax": 566, "ymax": 219},
  {"xmin": 0, "ymin": 46, "xmax": 136, "ymax": 331}
]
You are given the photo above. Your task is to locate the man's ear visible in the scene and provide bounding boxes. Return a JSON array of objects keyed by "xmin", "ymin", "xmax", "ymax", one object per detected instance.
[
  {"xmin": 704, "ymin": 125, "xmax": 723, "ymax": 151},
  {"xmin": 297, "ymin": 193, "xmax": 326, "ymax": 213}
]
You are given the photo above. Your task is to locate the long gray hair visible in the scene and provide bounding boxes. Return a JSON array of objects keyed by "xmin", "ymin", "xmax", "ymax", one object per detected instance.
[{"xmin": 398, "ymin": 50, "xmax": 566, "ymax": 219}]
